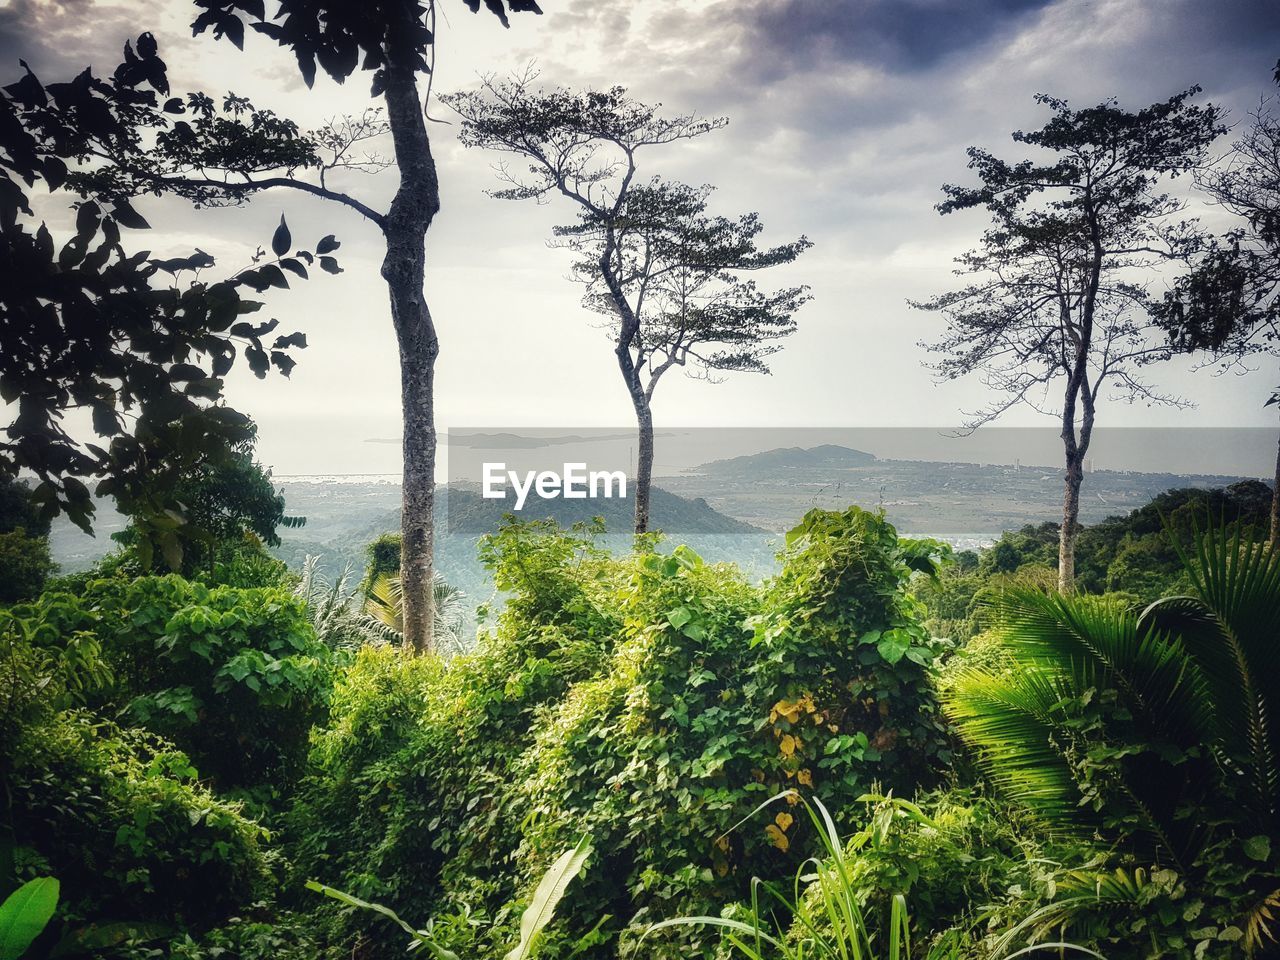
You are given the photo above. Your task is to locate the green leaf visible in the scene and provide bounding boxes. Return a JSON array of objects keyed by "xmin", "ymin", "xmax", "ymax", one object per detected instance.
[
  {"xmin": 876, "ymin": 629, "xmax": 911, "ymax": 665},
  {"xmin": 0, "ymin": 877, "xmax": 60, "ymax": 960},
  {"xmin": 305, "ymin": 881, "xmax": 418, "ymax": 939},
  {"xmin": 504, "ymin": 837, "xmax": 592, "ymax": 960},
  {"xmin": 666, "ymin": 607, "xmax": 692, "ymax": 630},
  {"xmin": 1244, "ymin": 835, "xmax": 1270, "ymax": 862}
]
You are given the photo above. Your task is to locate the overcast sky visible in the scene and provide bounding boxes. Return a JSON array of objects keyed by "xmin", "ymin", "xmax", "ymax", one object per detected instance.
[{"xmin": 3, "ymin": 0, "xmax": 1279, "ymax": 475}]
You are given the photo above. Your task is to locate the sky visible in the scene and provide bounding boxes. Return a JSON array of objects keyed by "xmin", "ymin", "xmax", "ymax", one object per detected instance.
[{"xmin": 3, "ymin": 0, "xmax": 1280, "ymax": 475}]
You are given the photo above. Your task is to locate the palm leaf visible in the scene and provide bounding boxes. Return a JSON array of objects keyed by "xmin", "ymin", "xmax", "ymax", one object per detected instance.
[{"xmin": 1146, "ymin": 526, "xmax": 1280, "ymax": 831}]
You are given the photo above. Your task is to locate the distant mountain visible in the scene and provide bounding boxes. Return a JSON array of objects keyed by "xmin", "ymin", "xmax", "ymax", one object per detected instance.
[
  {"xmin": 440, "ymin": 484, "xmax": 762, "ymax": 534},
  {"xmin": 698, "ymin": 444, "xmax": 877, "ymax": 475}
]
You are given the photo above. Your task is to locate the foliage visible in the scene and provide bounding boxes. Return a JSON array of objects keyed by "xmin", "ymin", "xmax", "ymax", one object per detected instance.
[
  {"xmin": 917, "ymin": 481, "xmax": 1271, "ymax": 639},
  {"xmin": 364, "ymin": 572, "xmax": 471, "ymax": 654},
  {"xmin": 307, "ymin": 836, "xmax": 592, "ymax": 960},
  {"xmin": 192, "ymin": 0, "xmax": 543, "ymax": 91},
  {"xmin": 9, "ymin": 576, "xmax": 332, "ymax": 794},
  {"xmin": 0, "ymin": 877, "xmax": 58, "ymax": 960},
  {"xmin": 116, "ymin": 431, "xmax": 304, "ymax": 577},
  {"xmin": 0, "ymin": 530, "xmax": 54, "ymax": 605},
  {"xmin": 1, "ymin": 610, "xmax": 268, "ymax": 936},
  {"xmin": 944, "ymin": 525, "xmax": 1280, "ymax": 957},
  {"xmin": 294, "ymin": 556, "xmax": 398, "ymax": 651},
  {"xmin": 361, "ymin": 533, "xmax": 404, "ymax": 597},
  {"xmin": 646, "ymin": 792, "xmax": 1062, "ymax": 960},
  {"xmin": 288, "ymin": 509, "xmax": 949, "ymax": 959},
  {"xmin": 1156, "ymin": 95, "xmax": 1280, "ymax": 394},
  {"xmin": 0, "ymin": 40, "xmax": 337, "ymax": 555},
  {"xmin": 0, "ymin": 477, "xmax": 49, "ymax": 538}
]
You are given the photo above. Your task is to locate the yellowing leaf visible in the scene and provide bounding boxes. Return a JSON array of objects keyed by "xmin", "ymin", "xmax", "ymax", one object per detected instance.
[
  {"xmin": 779, "ymin": 734, "xmax": 798, "ymax": 756},
  {"xmin": 765, "ymin": 824, "xmax": 790, "ymax": 851},
  {"xmin": 774, "ymin": 812, "xmax": 794, "ymax": 832},
  {"xmin": 797, "ymin": 769, "xmax": 813, "ymax": 787},
  {"xmin": 772, "ymin": 699, "xmax": 802, "ymax": 724}
]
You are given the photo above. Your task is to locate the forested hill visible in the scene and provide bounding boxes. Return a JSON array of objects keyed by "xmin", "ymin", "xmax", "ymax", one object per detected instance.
[
  {"xmin": 440, "ymin": 484, "xmax": 763, "ymax": 534},
  {"xmin": 698, "ymin": 444, "xmax": 878, "ymax": 475}
]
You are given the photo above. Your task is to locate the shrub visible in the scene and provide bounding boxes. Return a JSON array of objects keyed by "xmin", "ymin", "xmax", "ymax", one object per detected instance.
[
  {"xmin": 0, "ymin": 529, "xmax": 54, "ymax": 604},
  {"xmin": 12, "ymin": 576, "xmax": 333, "ymax": 796},
  {"xmin": 289, "ymin": 509, "xmax": 951, "ymax": 959},
  {"xmin": 7, "ymin": 710, "xmax": 270, "ymax": 931},
  {"xmin": 944, "ymin": 526, "xmax": 1280, "ymax": 957},
  {"xmin": 0, "ymin": 609, "xmax": 268, "ymax": 936}
]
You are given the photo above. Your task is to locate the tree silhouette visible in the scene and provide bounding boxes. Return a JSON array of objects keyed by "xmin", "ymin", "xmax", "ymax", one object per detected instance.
[
  {"xmin": 0, "ymin": 38, "xmax": 336, "ymax": 567},
  {"xmin": 447, "ymin": 78, "xmax": 811, "ymax": 532},
  {"xmin": 914, "ymin": 90, "xmax": 1223, "ymax": 591},
  {"xmin": 1157, "ymin": 79, "xmax": 1280, "ymax": 542}
]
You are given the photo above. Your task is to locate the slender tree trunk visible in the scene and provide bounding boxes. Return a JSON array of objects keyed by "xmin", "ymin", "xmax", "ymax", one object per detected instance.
[
  {"xmin": 1059, "ymin": 454, "xmax": 1084, "ymax": 593},
  {"xmin": 1058, "ymin": 368, "xmax": 1095, "ymax": 594},
  {"xmin": 629, "ymin": 387, "xmax": 654, "ymax": 534},
  {"xmin": 1272, "ymin": 416, "xmax": 1280, "ymax": 546},
  {"xmin": 381, "ymin": 35, "xmax": 440, "ymax": 654}
]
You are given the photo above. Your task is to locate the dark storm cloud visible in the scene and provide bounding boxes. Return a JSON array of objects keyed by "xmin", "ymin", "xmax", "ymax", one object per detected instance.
[{"xmin": 730, "ymin": 0, "xmax": 1055, "ymax": 81}]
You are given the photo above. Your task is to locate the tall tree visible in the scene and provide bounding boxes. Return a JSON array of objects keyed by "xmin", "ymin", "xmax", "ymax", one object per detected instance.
[
  {"xmin": 446, "ymin": 79, "xmax": 811, "ymax": 532},
  {"xmin": 71, "ymin": 0, "xmax": 543, "ymax": 651},
  {"xmin": 1157, "ymin": 83, "xmax": 1280, "ymax": 542},
  {"xmin": 0, "ymin": 39, "xmax": 333, "ymax": 565},
  {"xmin": 913, "ymin": 90, "xmax": 1223, "ymax": 591}
]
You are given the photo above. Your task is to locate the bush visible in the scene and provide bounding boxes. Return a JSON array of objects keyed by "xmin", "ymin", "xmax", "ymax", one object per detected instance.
[
  {"xmin": 7, "ymin": 711, "xmax": 270, "ymax": 931},
  {"xmin": 12, "ymin": 576, "xmax": 333, "ymax": 796},
  {"xmin": 0, "ymin": 608, "xmax": 269, "ymax": 937},
  {"xmin": 0, "ymin": 528, "xmax": 54, "ymax": 603},
  {"xmin": 943, "ymin": 528, "xmax": 1280, "ymax": 957},
  {"xmin": 289, "ymin": 509, "xmax": 951, "ymax": 959}
]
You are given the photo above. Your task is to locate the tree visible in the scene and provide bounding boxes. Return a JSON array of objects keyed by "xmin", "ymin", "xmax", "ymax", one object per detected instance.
[
  {"xmin": 0, "ymin": 476, "xmax": 50, "ymax": 539},
  {"xmin": 160, "ymin": 0, "xmax": 543, "ymax": 652},
  {"xmin": 446, "ymin": 78, "xmax": 811, "ymax": 532},
  {"xmin": 913, "ymin": 90, "xmax": 1223, "ymax": 592},
  {"xmin": 0, "ymin": 477, "xmax": 54, "ymax": 602},
  {"xmin": 1157, "ymin": 86, "xmax": 1280, "ymax": 542},
  {"xmin": 118, "ymin": 427, "xmax": 304, "ymax": 577},
  {"xmin": 0, "ymin": 39, "xmax": 334, "ymax": 566}
]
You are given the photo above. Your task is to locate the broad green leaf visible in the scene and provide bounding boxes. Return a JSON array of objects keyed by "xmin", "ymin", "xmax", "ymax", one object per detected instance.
[
  {"xmin": 876, "ymin": 629, "xmax": 911, "ymax": 665},
  {"xmin": 0, "ymin": 877, "xmax": 59, "ymax": 960},
  {"xmin": 504, "ymin": 837, "xmax": 592, "ymax": 960}
]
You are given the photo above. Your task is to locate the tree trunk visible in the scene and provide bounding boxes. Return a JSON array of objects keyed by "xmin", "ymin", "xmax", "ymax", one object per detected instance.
[
  {"xmin": 381, "ymin": 35, "xmax": 441, "ymax": 654},
  {"xmin": 1059, "ymin": 455, "xmax": 1084, "ymax": 593},
  {"xmin": 1272, "ymin": 418, "xmax": 1280, "ymax": 546},
  {"xmin": 630, "ymin": 388, "xmax": 654, "ymax": 534}
]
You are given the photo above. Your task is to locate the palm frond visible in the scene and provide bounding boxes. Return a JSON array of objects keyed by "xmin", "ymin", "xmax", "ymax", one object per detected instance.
[{"xmin": 1148, "ymin": 526, "xmax": 1280, "ymax": 831}]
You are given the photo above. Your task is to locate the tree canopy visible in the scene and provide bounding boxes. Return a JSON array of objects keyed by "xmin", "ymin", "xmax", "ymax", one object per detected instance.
[
  {"xmin": 0, "ymin": 37, "xmax": 337, "ymax": 564},
  {"xmin": 913, "ymin": 89, "xmax": 1223, "ymax": 590}
]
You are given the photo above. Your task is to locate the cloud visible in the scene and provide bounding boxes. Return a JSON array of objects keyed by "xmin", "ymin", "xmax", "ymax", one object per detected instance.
[{"xmin": 0, "ymin": 0, "xmax": 141, "ymax": 78}]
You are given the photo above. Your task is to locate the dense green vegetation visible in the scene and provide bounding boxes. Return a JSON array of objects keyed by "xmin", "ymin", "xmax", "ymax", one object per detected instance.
[
  {"xmin": 3, "ymin": 12, "xmax": 1279, "ymax": 958},
  {"xmin": 6, "ymin": 479, "xmax": 1280, "ymax": 958}
]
